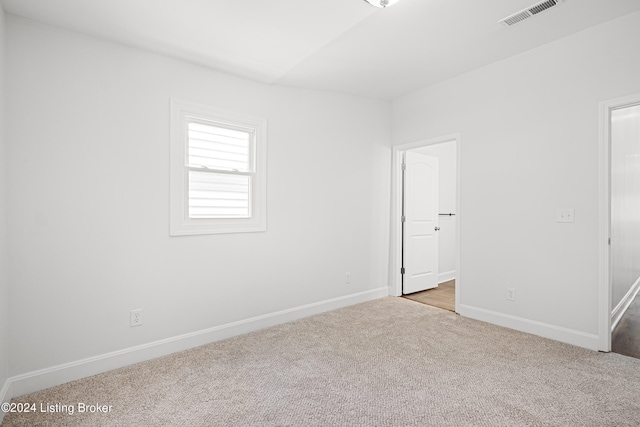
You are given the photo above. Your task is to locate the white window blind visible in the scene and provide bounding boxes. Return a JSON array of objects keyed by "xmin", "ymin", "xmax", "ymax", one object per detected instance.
[
  {"xmin": 188, "ymin": 171, "xmax": 250, "ymax": 218},
  {"xmin": 187, "ymin": 121, "xmax": 253, "ymax": 219},
  {"xmin": 187, "ymin": 122, "xmax": 252, "ymax": 172}
]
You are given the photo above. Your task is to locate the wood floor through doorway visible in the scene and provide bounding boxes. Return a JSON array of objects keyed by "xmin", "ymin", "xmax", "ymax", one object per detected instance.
[{"xmin": 403, "ymin": 280, "xmax": 455, "ymax": 312}]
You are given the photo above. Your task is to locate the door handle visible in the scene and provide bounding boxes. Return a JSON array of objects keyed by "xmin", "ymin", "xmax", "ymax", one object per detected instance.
[{"xmin": 435, "ymin": 227, "xmax": 440, "ymax": 231}]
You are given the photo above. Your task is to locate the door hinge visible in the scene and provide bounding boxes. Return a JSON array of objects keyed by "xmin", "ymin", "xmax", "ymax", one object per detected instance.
[
  {"xmin": 608, "ymin": 237, "xmax": 611, "ymax": 245},
  {"xmin": 401, "ymin": 215, "xmax": 406, "ymax": 223},
  {"xmin": 401, "ymin": 267, "xmax": 405, "ymax": 275},
  {"xmin": 401, "ymin": 163, "xmax": 406, "ymax": 171}
]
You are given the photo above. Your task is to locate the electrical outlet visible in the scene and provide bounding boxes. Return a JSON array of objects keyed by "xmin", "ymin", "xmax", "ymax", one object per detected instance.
[
  {"xmin": 506, "ymin": 287, "xmax": 516, "ymax": 302},
  {"xmin": 130, "ymin": 309, "xmax": 143, "ymax": 327},
  {"xmin": 345, "ymin": 272, "xmax": 351, "ymax": 284}
]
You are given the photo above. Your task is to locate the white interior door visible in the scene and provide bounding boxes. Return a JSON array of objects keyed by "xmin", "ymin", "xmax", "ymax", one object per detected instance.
[{"xmin": 403, "ymin": 151, "xmax": 439, "ymax": 294}]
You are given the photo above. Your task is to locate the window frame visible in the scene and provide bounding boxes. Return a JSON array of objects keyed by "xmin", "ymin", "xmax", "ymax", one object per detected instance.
[{"xmin": 170, "ymin": 99, "xmax": 267, "ymax": 236}]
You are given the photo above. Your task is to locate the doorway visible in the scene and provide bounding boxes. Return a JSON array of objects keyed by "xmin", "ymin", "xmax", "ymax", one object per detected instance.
[
  {"xmin": 599, "ymin": 93, "xmax": 640, "ymax": 353},
  {"xmin": 390, "ymin": 134, "xmax": 461, "ymax": 313}
]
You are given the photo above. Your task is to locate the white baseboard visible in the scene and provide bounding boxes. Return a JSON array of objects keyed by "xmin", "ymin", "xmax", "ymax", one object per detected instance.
[
  {"xmin": 0, "ymin": 377, "xmax": 11, "ymax": 424},
  {"xmin": 458, "ymin": 304, "xmax": 600, "ymax": 351},
  {"xmin": 611, "ymin": 276, "xmax": 640, "ymax": 332},
  {"xmin": 7, "ymin": 287, "xmax": 389, "ymax": 398},
  {"xmin": 438, "ymin": 270, "xmax": 456, "ymax": 284}
]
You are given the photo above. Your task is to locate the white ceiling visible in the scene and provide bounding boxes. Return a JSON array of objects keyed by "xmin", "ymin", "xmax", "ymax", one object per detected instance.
[{"xmin": 3, "ymin": 0, "xmax": 640, "ymax": 100}]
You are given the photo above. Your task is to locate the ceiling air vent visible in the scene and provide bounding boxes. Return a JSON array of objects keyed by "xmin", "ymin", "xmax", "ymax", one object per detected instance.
[{"xmin": 499, "ymin": 0, "xmax": 565, "ymax": 27}]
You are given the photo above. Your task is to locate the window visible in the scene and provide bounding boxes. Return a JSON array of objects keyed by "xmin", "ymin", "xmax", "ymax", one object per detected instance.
[{"xmin": 170, "ymin": 100, "xmax": 267, "ymax": 235}]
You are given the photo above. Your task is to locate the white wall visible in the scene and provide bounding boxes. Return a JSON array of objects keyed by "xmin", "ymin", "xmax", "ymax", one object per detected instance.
[
  {"xmin": 611, "ymin": 105, "xmax": 640, "ymax": 309},
  {"xmin": 0, "ymin": 2, "xmax": 10, "ymax": 408},
  {"xmin": 414, "ymin": 141, "xmax": 457, "ymax": 280},
  {"xmin": 5, "ymin": 16, "xmax": 390, "ymax": 376},
  {"xmin": 393, "ymin": 11, "xmax": 640, "ymax": 346}
]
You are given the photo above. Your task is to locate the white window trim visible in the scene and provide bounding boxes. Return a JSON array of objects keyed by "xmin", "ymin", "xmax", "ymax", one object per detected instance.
[{"xmin": 170, "ymin": 99, "xmax": 267, "ymax": 236}]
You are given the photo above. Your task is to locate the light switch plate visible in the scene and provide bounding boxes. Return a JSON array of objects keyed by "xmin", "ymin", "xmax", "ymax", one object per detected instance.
[{"xmin": 556, "ymin": 208, "xmax": 575, "ymax": 223}]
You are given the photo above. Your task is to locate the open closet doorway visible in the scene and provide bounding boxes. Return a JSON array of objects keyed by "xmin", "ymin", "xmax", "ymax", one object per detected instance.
[
  {"xmin": 599, "ymin": 93, "xmax": 640, "ymax": 354},
  {"xmin": 390, "ymin": 134, "xmax": 461, "ymax": 313}
]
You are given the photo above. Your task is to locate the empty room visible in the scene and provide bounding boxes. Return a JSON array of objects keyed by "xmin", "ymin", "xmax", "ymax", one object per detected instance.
[{"xmin": 1, "ymin": 0, "xmax": 640, "ymax": 425}]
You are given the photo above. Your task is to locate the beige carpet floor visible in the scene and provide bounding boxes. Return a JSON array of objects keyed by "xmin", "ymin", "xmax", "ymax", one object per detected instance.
[{"xmin": 3, "ymin": 297, "xmax": 640, "ymax": 426}]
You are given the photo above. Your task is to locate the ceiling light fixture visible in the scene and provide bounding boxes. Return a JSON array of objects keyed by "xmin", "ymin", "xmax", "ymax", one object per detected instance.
[{"xmin": 363, "ymin": 0, "xmax": 400, "ymax": 8}]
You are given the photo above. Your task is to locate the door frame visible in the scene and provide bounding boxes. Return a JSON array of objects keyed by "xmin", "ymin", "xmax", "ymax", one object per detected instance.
[
  {"xmin": 389, "ymin": 133, "xmax": 461, "ymax": 313},
  {"xmin": 598, "ymin": 92, "xmax": 640, "ymax": 352}
]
